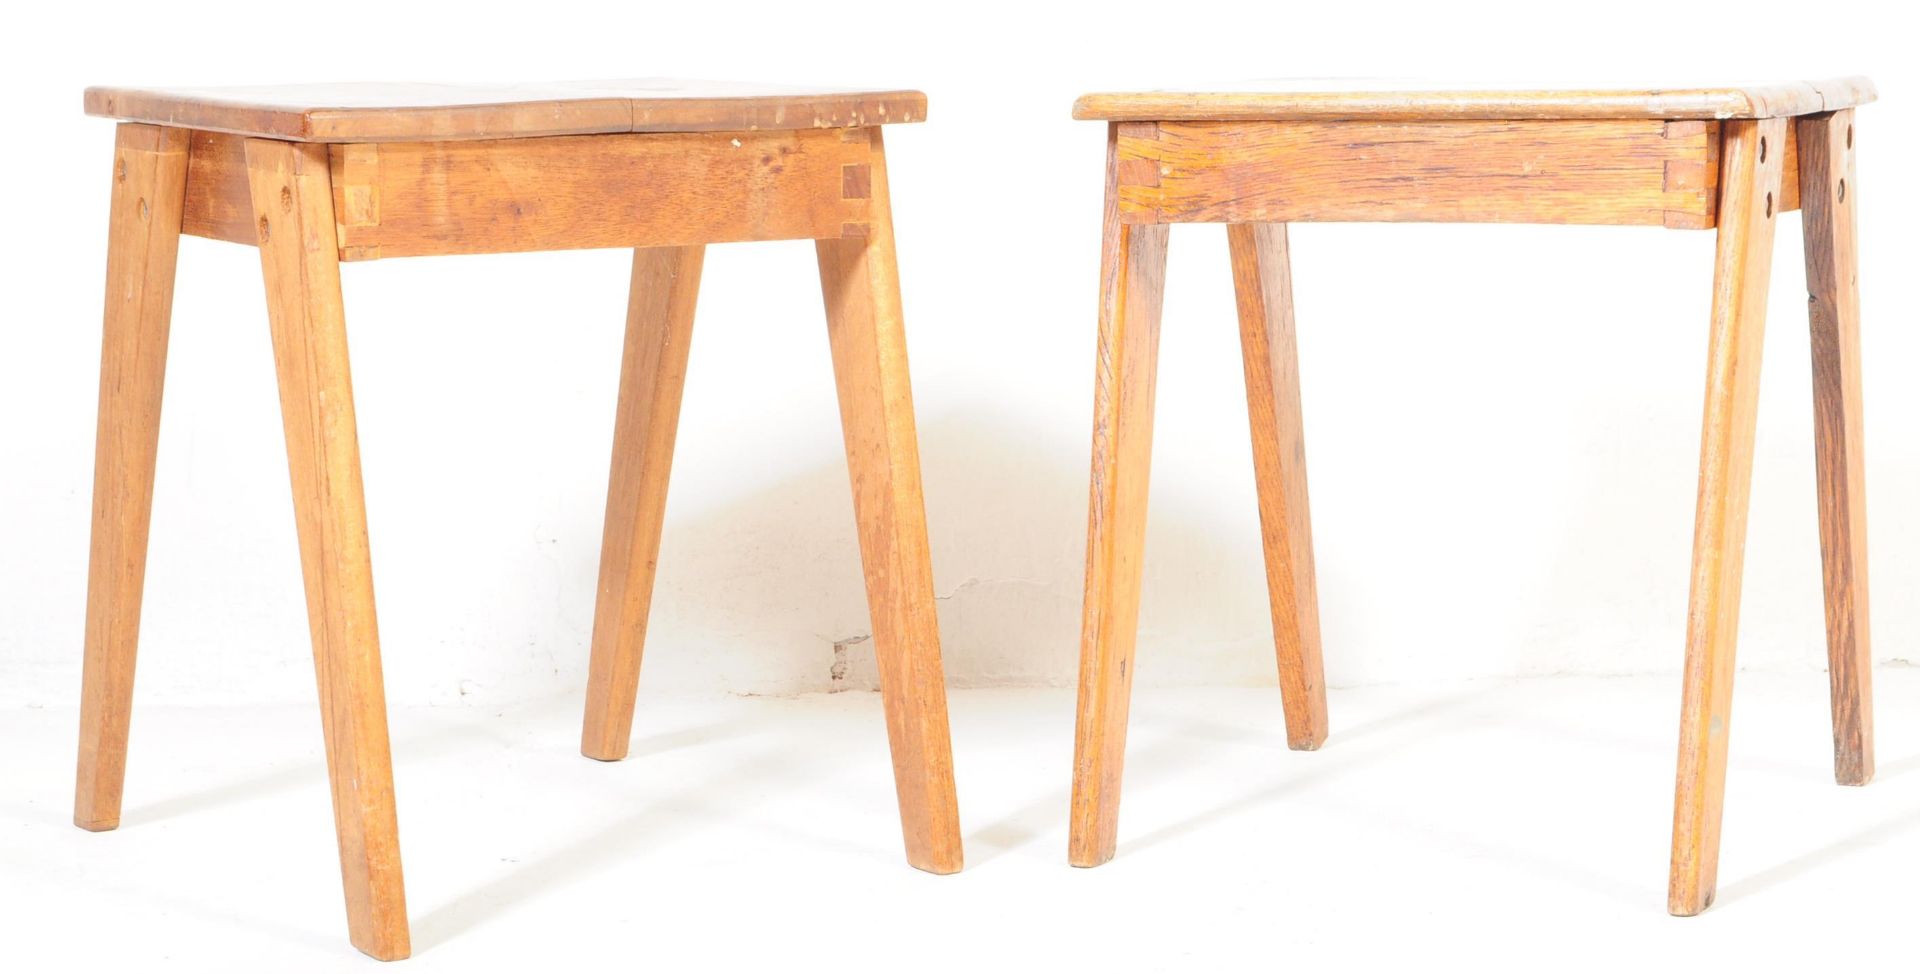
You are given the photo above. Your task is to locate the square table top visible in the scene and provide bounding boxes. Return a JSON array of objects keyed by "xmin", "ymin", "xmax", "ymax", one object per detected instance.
[
  {"xmin": 1073, "ymin": 78, "xmax": 1875, "ymax": 122},
  {"xmin": 84, "ymin": 79, "xmax": 926, "ymax": 142}
]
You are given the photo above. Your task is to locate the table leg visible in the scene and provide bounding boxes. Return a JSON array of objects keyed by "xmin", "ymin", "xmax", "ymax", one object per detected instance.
[
  {"xmin": 246, "ymin": 137, "xmax": 410, "ymax": 960},
  {"xmin": 74, "ymin": 123, "xmax": 189, "ymax": 832},
  {"xmin": 816, "ymin": 128, "xmax": 964, "ymax": 874},
  {"xmin": 580, "ymin": 245, "xmax": 705, "ymax": 761},
  {"xmin": 1797, "ymin": 109, "xmax": 1873, "ymax": 787},
  {"xmin": 1228, "ymin": 222, "xmax": 1328, "ymax": 751},
  {"xmin": 1068, "ymin": 124, "xmax": 1170, "ymax": 867},
  {"xmin": 1668, "ymin": 116, "xmax": 1787, "ymax": 916}
]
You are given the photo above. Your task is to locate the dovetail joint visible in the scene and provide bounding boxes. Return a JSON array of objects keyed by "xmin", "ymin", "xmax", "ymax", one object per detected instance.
[{"xmin": 841, "ymin": 163, "xmax": 872, "ymax": 200}]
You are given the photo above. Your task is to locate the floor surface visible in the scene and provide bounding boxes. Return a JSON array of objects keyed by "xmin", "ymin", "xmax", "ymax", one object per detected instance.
[{"xmin": 6, "ymin": 672, "xmax": 1917, "ymax": 970}]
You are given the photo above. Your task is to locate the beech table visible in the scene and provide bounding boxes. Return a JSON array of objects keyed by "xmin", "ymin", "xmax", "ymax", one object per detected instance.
[
  {"xmin": 1064, "ymin": 79, "xmax": 1876, "ymax": 916},
  {"xmin": 77, "ymin": 79, "xmax": 962, "ymax": 959}
]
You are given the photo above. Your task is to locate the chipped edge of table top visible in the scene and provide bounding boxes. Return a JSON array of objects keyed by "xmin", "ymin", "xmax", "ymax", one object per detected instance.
[
  {"xmin": 83, "ymin": 82, "xmax": 929, "ymax": 142},
  {"xmin": 1072, "ymin": 78, "xmax": 1876, "ymax": 122}
]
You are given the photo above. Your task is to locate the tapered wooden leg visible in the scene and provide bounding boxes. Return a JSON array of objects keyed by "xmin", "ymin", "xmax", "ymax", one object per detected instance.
[
  {"xmin": 1669, "ymin": 117, "xmax": 1786, "ymax": 917},
  {"xmin": 580, "ymin": 245, "xmax": 706, "ymax": 761},
  {"xmin": 1068, "ymin": 124, "xmax": 1170, "ymax": 868},
  {"xmin": 815, "ymin": 128, "xmax": 963, "ymax": 874},
  {"xmin": 74, "ymin": 124, "xmax": 190, "ymax": 832},
  {"xmin": 245, "ymin": 138, "xmax": 409, "ymax": 960},
  {"xmin": 1798, "ymin": 110, "xmax": 1873, "ymax": 787},
  {"xmin": 1227, "ymin": 223, "xmax": 1328, "ymax": 751}
]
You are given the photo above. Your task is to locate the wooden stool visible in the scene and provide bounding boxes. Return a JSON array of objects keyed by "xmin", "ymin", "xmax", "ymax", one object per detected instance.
[
  {"xmin": 1065, "ymin": 80, "xmax": 1876, "ymax": 914},
  {"xmin": 77, "ymin": 80, "xmax": 962, "ymax": 960}
]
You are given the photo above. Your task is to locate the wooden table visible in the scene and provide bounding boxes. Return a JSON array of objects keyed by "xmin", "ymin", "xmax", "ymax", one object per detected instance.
[
  {"xmin": 77, "ymin": 80, "xmax": 961, "ymax": 960},
  {"xmin": 1065, "ymin": 79, "xmax": 1877, "ymax": 915}
]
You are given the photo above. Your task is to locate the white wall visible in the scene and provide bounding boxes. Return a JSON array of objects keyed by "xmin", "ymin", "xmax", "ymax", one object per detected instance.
[{"xmin": 2, "ymin": 1, "xmax": 1914, "ymax": 708}]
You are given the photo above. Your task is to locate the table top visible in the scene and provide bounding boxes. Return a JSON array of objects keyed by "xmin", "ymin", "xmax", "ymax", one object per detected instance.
[
  {"xmin": 1073, "ymin": 78, "xmax": 1875, "ymax": 122},
  {"xmin": 84, "ymin": 79, "xmax": 927, "ymax": 142}
]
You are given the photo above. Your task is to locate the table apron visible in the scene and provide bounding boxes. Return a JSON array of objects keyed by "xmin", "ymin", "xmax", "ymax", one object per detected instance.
[
  {"xmin": 178, "ymin": 127, "xmax": 880, "ymax": 260},
  {"xmin": 1112, "ymin": 118, "xmax": 1806, "ymax": 229}
]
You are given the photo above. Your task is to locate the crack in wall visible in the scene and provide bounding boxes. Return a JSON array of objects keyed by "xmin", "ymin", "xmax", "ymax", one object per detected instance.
[
  {"xmin": 825, "ymin": 575, "xmax": 1057, "ymax": 691},
  {"xmin": 829, "ymin": 633, "xmax": 872, "ymax": 692}
]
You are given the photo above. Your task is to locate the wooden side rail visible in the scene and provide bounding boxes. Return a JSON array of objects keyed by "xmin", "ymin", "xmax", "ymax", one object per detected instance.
[
  {"xmin": 179, "ymin": 127, "xmax": 877, "ymax": 259},
  {"xmin": 1112, "ymin": 118, "xmax": 1801, "ymax": 229}
]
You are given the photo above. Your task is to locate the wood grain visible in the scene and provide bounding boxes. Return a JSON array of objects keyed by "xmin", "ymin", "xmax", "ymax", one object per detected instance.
[
  {"xmin": 1777, "ymin": 121, "xmax": 1802, "ymax": 214},
  {"xmin": 1227, "ymin": 223, "xmax": 1328, "ymax": 750},
  {"xmin": 579, "ymin": 245, "xmax": 706, "ymax": 761},
  {"xmin": 1115, "ymin": 119, "xmax": 1722, "ymax": 227},
  {"xmin": 245, "ymin": 137, "xmax": 410, "ymax": 960},
  {"xmin": 86, "ymin": 79, "xmax": 927, "ymax": 142},
  {"xmin": 815, "ymin": 128, "xmax": 963, "ymax": 873},
  {"xmin": 1668, "ymin": 116, "xmax": 1786, "ymax": 918},
  {"xmin": 1798, "ymin": 110, "xmax": 1872, "ymax": 787},
  {"xmin": 179, "ymin": 129, "xmax": 256, "ymax": 246},
  {"xmin": 177, "ymin": 128, "xmax": 873, "ymax": 258},
  {"xmin": 1069, "ymin": 123, "xmax": 1171, "ymax": 868},
  {"xmin": 1074, "ymin": 78, "xmax": 1876, "ymax": 122},
  {"xmin": 73, "ymin": 123, "xmax": 189, "ymax": 832}
]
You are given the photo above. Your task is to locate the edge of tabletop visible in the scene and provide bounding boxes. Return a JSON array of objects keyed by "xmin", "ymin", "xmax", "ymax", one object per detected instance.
[
  {"xmin": 1069, "ymin": 78, "xmax": 1877, "ymax": 122},
  {"xmin": 82, "ymin": 86, "xmax": 930, "ymax": 142}
]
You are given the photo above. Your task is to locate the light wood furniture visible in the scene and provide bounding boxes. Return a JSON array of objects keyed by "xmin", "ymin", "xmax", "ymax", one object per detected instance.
[
  {"xmin": 77, "ymin": 80, "xmax": 959, "ymax": 960},
  {"xmin": 1067, "ymin": 80, "xmax": 1876, "ymax": 915}
]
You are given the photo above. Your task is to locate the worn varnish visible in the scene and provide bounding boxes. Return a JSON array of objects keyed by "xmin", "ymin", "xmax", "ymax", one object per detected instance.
[
  {"xmin": 1075, "ymin": 78, "xmax": 1875, "ymax": 122},
  {"xmin": 86, "ymin": 80, "xmax": 926, "ymax": 142}
]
